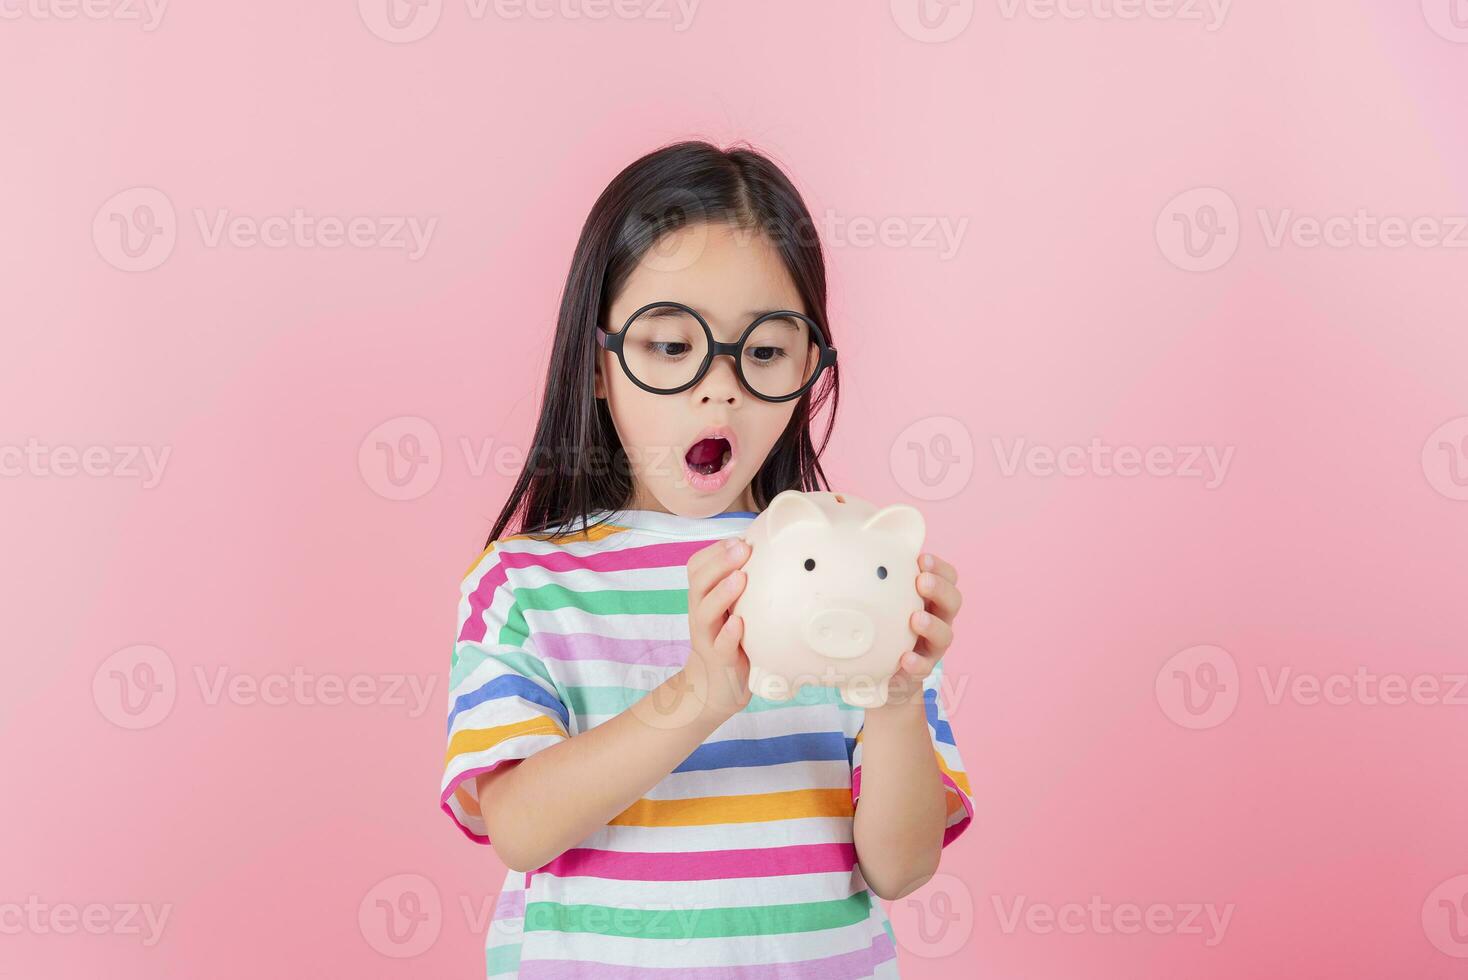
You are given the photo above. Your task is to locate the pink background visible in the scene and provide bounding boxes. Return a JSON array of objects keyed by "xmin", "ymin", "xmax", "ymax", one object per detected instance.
[{"xmin": 3, "ymin": 1, "xmax": 1467, "ymax": 976}]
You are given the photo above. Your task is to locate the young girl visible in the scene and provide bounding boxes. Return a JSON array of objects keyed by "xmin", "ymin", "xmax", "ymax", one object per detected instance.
[{"xmin": 440, "ymin": 140, "xmax": 973, "ymax": 978}]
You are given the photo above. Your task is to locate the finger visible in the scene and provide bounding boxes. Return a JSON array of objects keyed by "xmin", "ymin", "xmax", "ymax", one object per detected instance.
[
  {"xmin": 703, "ymin": 614, "xmax": 746, "ymax": 709},
  {"xmin": 910, "ymin": 607, "xmax": 954, "ymax": 657},
  {"xmin": 686, "ymin": 539, "xmax": 729, "ymax": 593},
  {"xmin": 695, "ymin": 567, "xmax": 746, "ymax": 646},
  {"xmin": 714, "ymin": 612, "xmax": 743, "ymax": 661},
  {"xmin": 918, "ymin": 552, "xmax": 958, "ymax": 587},
  {"xmin": 895, "ymin": 648, "xmax": 937, "ymax": 681},
  {"xmin": 689, "ymin": 537, "xmax": 749, "ymax": 600},
  {"xmin": 916, "ymin": 571, "xmax": 962, "ymax": 623}
]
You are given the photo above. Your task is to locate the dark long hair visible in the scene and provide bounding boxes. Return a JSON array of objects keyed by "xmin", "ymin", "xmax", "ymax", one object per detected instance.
[{"xmin": 483, "ymin": 139, "xmax": 841, "ymax": 548}]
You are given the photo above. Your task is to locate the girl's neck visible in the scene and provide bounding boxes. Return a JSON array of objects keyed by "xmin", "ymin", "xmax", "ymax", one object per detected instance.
[{"xmin": 624, "ymin": 485, "xmax": 759, "ymax": 515}]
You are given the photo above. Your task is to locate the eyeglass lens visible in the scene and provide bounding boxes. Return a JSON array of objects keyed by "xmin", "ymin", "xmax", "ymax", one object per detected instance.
[{"xmin": 620, "ymin": 303, "xmax": 820, "ymax": 399}]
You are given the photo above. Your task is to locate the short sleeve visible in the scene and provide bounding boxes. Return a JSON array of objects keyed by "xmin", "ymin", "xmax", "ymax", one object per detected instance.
[
  {"xmin": 850, "ymin": 658, "xmax": 974, "ymax": 848},
  {"xmin": 440, "ymin": 542, "xmax": 572, "ymax": 844}
]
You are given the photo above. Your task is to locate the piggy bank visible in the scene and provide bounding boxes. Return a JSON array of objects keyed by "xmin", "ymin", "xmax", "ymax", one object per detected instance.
[{"xmin": 731, "ymin": 489, "xmax": 926, "ymax": 708}]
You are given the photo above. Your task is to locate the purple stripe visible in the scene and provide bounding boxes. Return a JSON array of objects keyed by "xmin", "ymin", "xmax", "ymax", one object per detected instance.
[
  {"xmin": 459, "ymin": 539, "xmax": 711, "ymax": 643},
  {"xmin": 495, "ymin": 889, "xmax": 526, "ymax": 918},
  {"xmin": 534, "ymin": 632, "xmax": 690, "ymax": 666},
  {"xmin": 517, "ymin": 930, "xmax": 896, "ymax": 980}
]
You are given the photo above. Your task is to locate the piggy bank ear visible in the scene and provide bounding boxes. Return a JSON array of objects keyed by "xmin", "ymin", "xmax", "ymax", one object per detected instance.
[
  {"xmin": 765, "ymin": 491, "xmax": 831, "ymax": 540},
  {"xmin": 860, "ymin": 504, "xmax": 926, "ymax": 552}
]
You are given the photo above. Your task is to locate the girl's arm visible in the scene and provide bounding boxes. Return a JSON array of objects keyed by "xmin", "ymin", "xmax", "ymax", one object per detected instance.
[
  {"xmin": 476, "ymin": 667, "xmax": 735, "ymax": 872},
  {"xmin": 475, "ymin": 537, "xmax": 753, "ymax": 873},
  {"xmin": 852, "ymin": 554, "xmax": 966, "ymax": 900},
  {"xmin": 851, "ymin": 698, "xmax": 949, "ymax": 899}
]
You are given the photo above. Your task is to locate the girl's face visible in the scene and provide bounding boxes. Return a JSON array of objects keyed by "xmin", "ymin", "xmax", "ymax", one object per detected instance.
[{"xmin": 594, "ymin": 220, "xmax": 806, "ymax": 518}]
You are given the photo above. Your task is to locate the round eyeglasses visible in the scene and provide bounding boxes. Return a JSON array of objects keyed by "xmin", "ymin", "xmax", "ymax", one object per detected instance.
[{"xmin": 596, "ymin": 301, "xmax": 837, "ymax": 403}]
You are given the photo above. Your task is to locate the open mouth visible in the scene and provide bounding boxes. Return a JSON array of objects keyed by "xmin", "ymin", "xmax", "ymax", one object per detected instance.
[{"xmin": 685, "ymin": 437, "xmax": 733, "ymax": 476}]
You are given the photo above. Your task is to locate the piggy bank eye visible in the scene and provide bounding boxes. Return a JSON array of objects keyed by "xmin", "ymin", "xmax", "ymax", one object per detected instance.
[
  {"xmin": 876, "ymin": 566, "xmax": 887, "ymax": 579},
  {"xmin": 803, "ymin": 558, "xmax": 815, "ymax": 571}
]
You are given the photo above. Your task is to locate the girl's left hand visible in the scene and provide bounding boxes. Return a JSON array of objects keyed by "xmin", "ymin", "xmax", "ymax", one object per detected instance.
[{"xmin": 879, "ymin": 552, "xmax": 963, "ymax": 708}]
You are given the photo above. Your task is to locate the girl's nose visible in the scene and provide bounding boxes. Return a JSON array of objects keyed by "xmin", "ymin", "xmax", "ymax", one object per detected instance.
[{"xmin": 697, "ymin": 353, "xmax": 744, "ymax": 402}]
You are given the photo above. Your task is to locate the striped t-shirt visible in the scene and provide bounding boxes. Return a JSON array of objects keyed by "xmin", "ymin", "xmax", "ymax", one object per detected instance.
[{"xmin": 440, "ymin": 507, "xmax": 974, "ymax": 978}]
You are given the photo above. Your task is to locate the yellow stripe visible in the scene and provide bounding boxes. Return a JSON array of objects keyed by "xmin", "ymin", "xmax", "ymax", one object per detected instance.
[
  {"xmin": 460, "ymin": 542, "xmax": 498, "ymax": 582},
  {"xmin": 446, "ymin": 715, "xmax": 568, "ymax": 764},
  {"xmin": 610, "ymin": 788, "xmax": 854, "ymax": 828},
  {"xmin": 940, "ymin": 754, "xmax": 972, "ymax": 796}
]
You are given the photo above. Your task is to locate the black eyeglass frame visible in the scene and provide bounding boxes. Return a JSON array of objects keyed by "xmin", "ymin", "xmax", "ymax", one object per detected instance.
[{"xmin": 596, "ymin": 300, "xmax": 838, "ymax": 403}]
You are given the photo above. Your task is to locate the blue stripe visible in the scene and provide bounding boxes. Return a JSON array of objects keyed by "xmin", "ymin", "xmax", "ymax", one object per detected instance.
[
  {"xmin": 925, "ymin": 687, "xmax": 955, "ymax": 745},
  {"xmin": 448, "ymin": 674, "xmax": 571, "ymax": 734},
  {"xmin": 674, "ymin": 731, "xmax": 849, "ymax": 772}
]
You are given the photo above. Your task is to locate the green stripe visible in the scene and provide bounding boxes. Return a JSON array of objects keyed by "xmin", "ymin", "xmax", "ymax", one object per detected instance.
[
  {"xmin": 451, "ymin": 645, "xmax": 555, "ymax": 692},
  {"xmin": 511, "ymin": 583, "xmax": 691, "ymax": 622},
  {"xmin": 486, "ymin": 942, "xmax": 521, "ymax": 974},
  {"xmin": 566, "ymin": 684, "xmax": 861, "ymax": 719},
  {"xmin": 524, "ymin": 892, "xmax": 872, "ymax": 939},
  {"xmin": 460, "ymin": 578, "xmax": 689, "ymax": 676}
]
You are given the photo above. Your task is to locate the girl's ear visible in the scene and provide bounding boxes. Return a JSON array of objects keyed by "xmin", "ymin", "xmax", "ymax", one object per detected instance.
[{"xmin": 593, "ymin": 355, "xmax": 606, "ymax": 400}]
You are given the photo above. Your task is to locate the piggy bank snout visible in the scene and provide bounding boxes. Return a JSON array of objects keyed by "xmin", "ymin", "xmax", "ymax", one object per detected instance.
[{"xmin": 803, "ymin": 607, "xmax": 877, "ymax": 661}]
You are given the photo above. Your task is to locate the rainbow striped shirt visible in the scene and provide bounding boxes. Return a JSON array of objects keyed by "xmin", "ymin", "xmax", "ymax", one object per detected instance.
[{"xmin": 441, "ymin": 507, "xmax": 974, "ymax": 978}]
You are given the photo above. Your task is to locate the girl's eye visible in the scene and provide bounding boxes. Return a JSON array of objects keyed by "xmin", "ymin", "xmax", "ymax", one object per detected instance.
[
  {"xmin": 647, "ymin": 341, "xmax": 692, "ymax": 359},
  {"xmin": 746, "ymin": 346, "xmax": 787, "ymax": 365},
  {"xmin": 803, "ymin": 558, "xmax": 815, "ymax": 571},
  {"xmin": 876, "ymin": 566, "xmax": 887, "ymax": 579}
]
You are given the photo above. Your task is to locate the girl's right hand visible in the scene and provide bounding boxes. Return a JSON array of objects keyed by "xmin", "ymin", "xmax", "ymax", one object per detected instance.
[{"xmin": 680, "ymin": 535, "xmax": 753, "ymax": 722}]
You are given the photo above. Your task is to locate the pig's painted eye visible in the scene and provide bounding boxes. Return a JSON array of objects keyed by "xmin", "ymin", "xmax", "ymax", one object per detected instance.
[
  {"xmin": 803, "ymin": 558, "xmax": 815, "ymax": 571},
  {"xmin": 876, "ymin": 566, "xmax": 887, "ymax": 579}
]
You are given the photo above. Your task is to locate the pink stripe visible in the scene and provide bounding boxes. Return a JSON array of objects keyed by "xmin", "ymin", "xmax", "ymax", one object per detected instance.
[
  {"xmin": 535, "ymin": 632, "xmax": 690, "ymax": 666},
  {"xmin": 459, "ymin": 555, "xmax": 511, "ymax": 643},
  {"xmin": 441, "ymin": 798, "xmax": 488, "ymax": 844},
  {"xmin": 538, "ymin": 842, "xmax": 857, "ymax": 881},
  {"xmin": 458, "ymin": 538, "xmax": 708, "ymax": 643},
  {"xmin": 941, "ymin": 769, "xmax": 974, "ymax": 846},
  {"xmin": 518, "ymin": 930, "xmax": 896, "ymax": 980}
]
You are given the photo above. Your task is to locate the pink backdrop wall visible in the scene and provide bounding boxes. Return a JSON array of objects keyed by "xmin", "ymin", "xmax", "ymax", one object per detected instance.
[{"xmin": 3, "ymin": 2, "xmax": 1467, "ymax": 977}]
